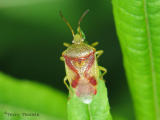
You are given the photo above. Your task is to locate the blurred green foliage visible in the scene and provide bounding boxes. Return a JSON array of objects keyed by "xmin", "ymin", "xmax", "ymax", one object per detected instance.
[
  {"xmin": 0, "ymin": 72, "xmax": 67, "ymax": 120},
  {"xmin": 113, "ymin": 0, "xmax": 160, "ymax": 119},
  {"xmin": 0, "ymin": 0, "xmax": 134, "ymax": 119}
]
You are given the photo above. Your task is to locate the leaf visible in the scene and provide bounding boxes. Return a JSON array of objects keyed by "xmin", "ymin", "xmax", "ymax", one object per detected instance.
[
  {"xmin": 0, "ymin": 72, "xmax": 67, "ymax": 120},
  {"xmin": 0, "ymin": 0, "xmax": 53, "ymax": 8},
  {"xmin": 112, "ymin": 0, "xmax": 160, "ymax": 120},
  {"xmin": 67, "ymin": 76, "xmax": 112, "ymax": 120},
  {"xmin": 0, "ymin": 105, "xmax": 64, "ymax": 120}
]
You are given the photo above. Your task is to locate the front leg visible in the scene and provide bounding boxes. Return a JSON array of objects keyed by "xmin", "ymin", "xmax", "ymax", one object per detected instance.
[
  {"xmin": 91, "ymin": 41, "xmax": 99, "ymax": 47},
  {"xmin": 60, "ymin": 56, "xmax": 65, "ymax": 61},
  {"xmin": 63, "ymin": 42, "xmax": 71, "ymax": 47}
]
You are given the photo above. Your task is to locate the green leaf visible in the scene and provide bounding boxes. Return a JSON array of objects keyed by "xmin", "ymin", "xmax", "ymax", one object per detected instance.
[
  {"xmin": 67, "ymin": 77, "xmax": 112, "ymax": 120},
  {"xmin": 0, "ymin": 0, "xmax": 52, "ymax": 8},
  {"xmin": 0, "ymin": 72, "xmax": 67, "ymax": 120},
  {"xmin": 112, "ymin": 0, "xmax": 160, "ymax": 120}
]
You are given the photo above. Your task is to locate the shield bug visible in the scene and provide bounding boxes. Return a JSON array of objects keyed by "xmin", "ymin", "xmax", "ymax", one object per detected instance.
[{"xmin": 60, "ymin": 9, "xmax": 107, "ymax": 104}]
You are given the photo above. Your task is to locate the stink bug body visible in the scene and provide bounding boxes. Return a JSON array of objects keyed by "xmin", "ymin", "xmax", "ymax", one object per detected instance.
[{"xmin": 60, "ymin": 10, "xmax": 107, "ymax": 104}]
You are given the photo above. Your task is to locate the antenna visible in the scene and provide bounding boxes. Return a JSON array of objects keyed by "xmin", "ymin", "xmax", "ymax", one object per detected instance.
[
  {"xmin": 59, "ymin": 11, "xmax": 75, "ymax": 37},
  {"xmin": 78, "ymin": 9, "xmax": 90, "ymax": 36}
]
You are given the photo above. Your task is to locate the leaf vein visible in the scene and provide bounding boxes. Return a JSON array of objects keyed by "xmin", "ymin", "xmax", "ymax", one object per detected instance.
[{"xmin": 143, "ymin": 0, "xmax": 160, "ymax": 119}]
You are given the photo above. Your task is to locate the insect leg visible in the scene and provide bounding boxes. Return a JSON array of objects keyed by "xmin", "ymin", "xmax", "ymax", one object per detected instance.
[
  {"xmin": 91, "ymin": 41, "xmax": 99, "ymax": 47},
  {"xmin": 60, "ymin": 56, "xmax": 64, "ymax": 61},
  {"xmin": 98, "ymin": 66, "xmax": 107, "ymax": 79},
  {"xmin": 63, "ymin": 42, "xmax": 71, "ymax": 47},
  {"xmin": 64, "ymin": 76, "xmax": 70, "ymax": 90},
  {"xmin": 96, "ymin": 50, "xmax": 104, "ymax": 59},
  {"xmin": 64, "ymin": 76, "xmax": 73, "ymax": 95}
]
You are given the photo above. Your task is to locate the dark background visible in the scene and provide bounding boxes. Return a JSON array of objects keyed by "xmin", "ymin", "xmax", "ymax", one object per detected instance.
[{"xmin": 0, "ymin": 0, "xmax": 134, "ymax": 119}]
